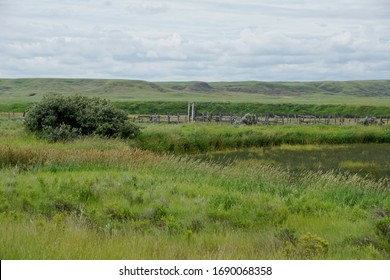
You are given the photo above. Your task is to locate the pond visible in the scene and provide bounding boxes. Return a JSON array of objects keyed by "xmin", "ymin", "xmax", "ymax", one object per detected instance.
[{"xmin": 195, "ymin": 143, "xmax": 390, "ymax": 180}]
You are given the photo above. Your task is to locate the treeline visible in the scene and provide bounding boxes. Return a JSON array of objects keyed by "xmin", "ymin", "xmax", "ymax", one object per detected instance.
[{"xmin": 2, "ymin": 101, "xmax": 390, "ymax": 117}]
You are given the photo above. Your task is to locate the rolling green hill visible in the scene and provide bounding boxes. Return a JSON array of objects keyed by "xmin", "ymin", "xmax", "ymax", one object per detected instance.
[
  {"xmin": 1, "ymin": 78, "xmax": 390, "ymax": 98},
  {"xmin": 0, "ymin": 78, "xmax": 389, "ymax": 115}
]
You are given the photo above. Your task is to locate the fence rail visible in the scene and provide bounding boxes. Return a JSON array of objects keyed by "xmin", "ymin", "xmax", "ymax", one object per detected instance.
[
  {"xmin": 0, "ymin": 112, "xmax": 25, "ymax": 119},
  {"xmin": 131, "ymin": 113, "xmax": 390, "ymax": 126},
  {"xmin": 2, "ymin": 111, "xmax": 389, "ymax": 126}
]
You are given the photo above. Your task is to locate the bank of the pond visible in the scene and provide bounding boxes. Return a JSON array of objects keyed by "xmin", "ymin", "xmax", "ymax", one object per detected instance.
[{"xmin": 135, "ymin": 124, "xmax": 390, "ymax": 154}]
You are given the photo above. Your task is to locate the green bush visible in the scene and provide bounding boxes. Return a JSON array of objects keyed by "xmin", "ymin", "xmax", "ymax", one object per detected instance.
[
  {"xmin": 298, "ymin": 233, "xmax": 329, "ymax": 258},
  {"xmin": 283, "ymin": 232, "xmax": 329, "ymax": 258},
  {"xmin": 41, "ymin": 123, "xmax": 80, "ymax": 142},
  {"xmin": 376, "ymin": 217, "xmax": 390, "ymax": 241},
  {"xmin": 24, "ymin": 95, "xmax": 140, "ymax": 141}
]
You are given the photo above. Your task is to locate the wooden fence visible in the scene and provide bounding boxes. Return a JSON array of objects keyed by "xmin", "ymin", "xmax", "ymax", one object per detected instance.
[
  {"xmin": 2, "ymin": 111, "xmax": 389, "ymax": 126},
  {"xmin": 131, "ymin": 113, "xmax": 390, "ymax": 126},
  {"xmin": 0, "ymin": 112, "xmax": 24, "ymax": 119}
]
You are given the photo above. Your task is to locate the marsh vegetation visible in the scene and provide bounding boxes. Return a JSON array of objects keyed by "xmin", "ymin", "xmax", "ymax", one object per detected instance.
[
  {"xmin": 195, "ymin": 143, "xmax": 390, "ymax": 180},
  {"xmin": 0, "ymin": 116, "xmax": 389, "ymax": 259}
]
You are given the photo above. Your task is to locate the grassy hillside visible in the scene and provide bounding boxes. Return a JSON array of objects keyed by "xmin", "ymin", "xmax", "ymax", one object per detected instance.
[
  {"xmin": 1, "ymin": 78, "xmax": 390, "ymax": 107},
  {"xmin": 208, "ymin": 80, "xmax": 390, "ymax": 97}
]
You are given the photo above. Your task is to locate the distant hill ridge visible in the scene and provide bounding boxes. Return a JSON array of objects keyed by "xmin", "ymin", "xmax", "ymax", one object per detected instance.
[{"xmin": 1, "ymin": 78, "xmax": 390, "ymax": 97}]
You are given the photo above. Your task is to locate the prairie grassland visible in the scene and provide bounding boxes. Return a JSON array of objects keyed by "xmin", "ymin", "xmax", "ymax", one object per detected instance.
[
  {"xmin": 0, "ymin": 118, "xmax": 389, "ymax": 259},
  {"xmin": 1, "ymin": 78, "xmax": 390, "ymax": 107}
]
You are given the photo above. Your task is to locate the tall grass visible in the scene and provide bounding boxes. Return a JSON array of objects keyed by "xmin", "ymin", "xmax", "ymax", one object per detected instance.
[
  {"xmin": 136, "ymin": 124, "xmax": 390, "ymax": 154},
  {"xmin": 0, "ymin": 119, "xmax": 389, "ymax": 259}
]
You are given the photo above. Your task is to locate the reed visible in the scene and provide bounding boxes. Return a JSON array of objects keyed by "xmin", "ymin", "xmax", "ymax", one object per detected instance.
[{"xmin": 136, "ymin": 123, "xmax": 390, "ymax": 154}]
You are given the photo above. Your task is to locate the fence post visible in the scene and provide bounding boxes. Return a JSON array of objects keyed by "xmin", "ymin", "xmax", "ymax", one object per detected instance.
[
  {"xmin": 187, "ymin": 103, "xmax": 191, "ymax": 123},
  {"xmin": 191, "ymin": 103, "xmax": 195, "ymax": 122}
]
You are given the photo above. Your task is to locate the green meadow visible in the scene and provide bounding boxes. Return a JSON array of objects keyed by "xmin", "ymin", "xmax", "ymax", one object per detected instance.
[
  {"xmin": 1, "ymin": 78, "xmax": 389, "ymax": 259},
  {"xmin": 1, "ymin": 79, "xmax": 390, "ymax": 116},
  {"xmin": 1, "ymin": 116, "xmax": 389, "ymax": 259}
]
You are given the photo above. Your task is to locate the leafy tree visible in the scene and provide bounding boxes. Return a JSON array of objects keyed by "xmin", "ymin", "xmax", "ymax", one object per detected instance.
[{"xmin": 25, "ymin": 95, "xmax": 140, "ymax": 142}]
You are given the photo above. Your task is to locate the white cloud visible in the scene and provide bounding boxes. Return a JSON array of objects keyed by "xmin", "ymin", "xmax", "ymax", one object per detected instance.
[
  {"xmin": 0, "ymin": 0, "xmax": 390, "ymax": 81},
  {"xmin": 125, "ymin": 0, "xmax": 171, "ymax": 14}
]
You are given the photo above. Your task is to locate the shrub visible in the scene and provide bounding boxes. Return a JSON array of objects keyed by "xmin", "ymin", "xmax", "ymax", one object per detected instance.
[
  {"xmin": 376, "ymin": 217, "xmax": 390, "ymax": 241},
  {"xmin": 276, "ymin": 227, "xmax": 298, "ymax": 246},
  {"xmin": 24, "ymin": 95, "xmax": 140, "ymax": 141},
  {"xmin": 283, "ymin": 232, "xmax": 329, "ymax": 259},
  {"xmin": 298, "ymin": 233, "xmax": 329, "ymax": 258},
  {"xmin": 41, "ymin": 123, "xmax": 80, "ymax": 142}
]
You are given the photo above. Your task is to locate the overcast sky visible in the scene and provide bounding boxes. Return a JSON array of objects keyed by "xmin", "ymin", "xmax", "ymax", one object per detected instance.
[{"xmin": 1, "ymin": 0, "xmax": 390, "ymax": 81}]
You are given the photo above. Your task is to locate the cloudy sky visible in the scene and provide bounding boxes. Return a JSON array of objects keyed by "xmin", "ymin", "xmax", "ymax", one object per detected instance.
[{"xmin": 1, "ymin": 0, "xmax": 390, "ymax": 81}]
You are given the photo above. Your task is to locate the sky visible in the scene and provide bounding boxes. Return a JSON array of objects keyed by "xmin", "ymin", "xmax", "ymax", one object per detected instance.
[{"xmin": 1, "ymin": 0, "xmax": 390, "ymax": 81}]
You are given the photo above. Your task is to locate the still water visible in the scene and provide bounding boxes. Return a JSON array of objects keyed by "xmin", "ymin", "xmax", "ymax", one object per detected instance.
[{"xmin": 196, "ymin": 143, "xmax": 390, "ymax": 180}]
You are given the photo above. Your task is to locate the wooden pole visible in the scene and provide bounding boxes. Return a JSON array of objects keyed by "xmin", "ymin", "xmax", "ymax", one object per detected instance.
[
  {"xmin": 188, "ymin": 103, "xmax": 191, "ymax": 123},
  {"xmin": 191, "ymin": 103, "xmax": 195, "ymax": 122}
]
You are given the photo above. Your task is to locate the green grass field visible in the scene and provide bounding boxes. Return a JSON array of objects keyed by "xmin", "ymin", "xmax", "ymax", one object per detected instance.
[
  {"xmin": 1, "ymin": 117, "xmax": 389, "ymax": 259},
  {"xmin": 1, "ymin": 78, "xmax": 389, "ymax": 259},
  {"xmin": 1, "ymin": 78, "xmax": 390, "ymax": 107},
  {"xmin": 1, "ymin": 78, "xmax": 390, "ymax": 118}
]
